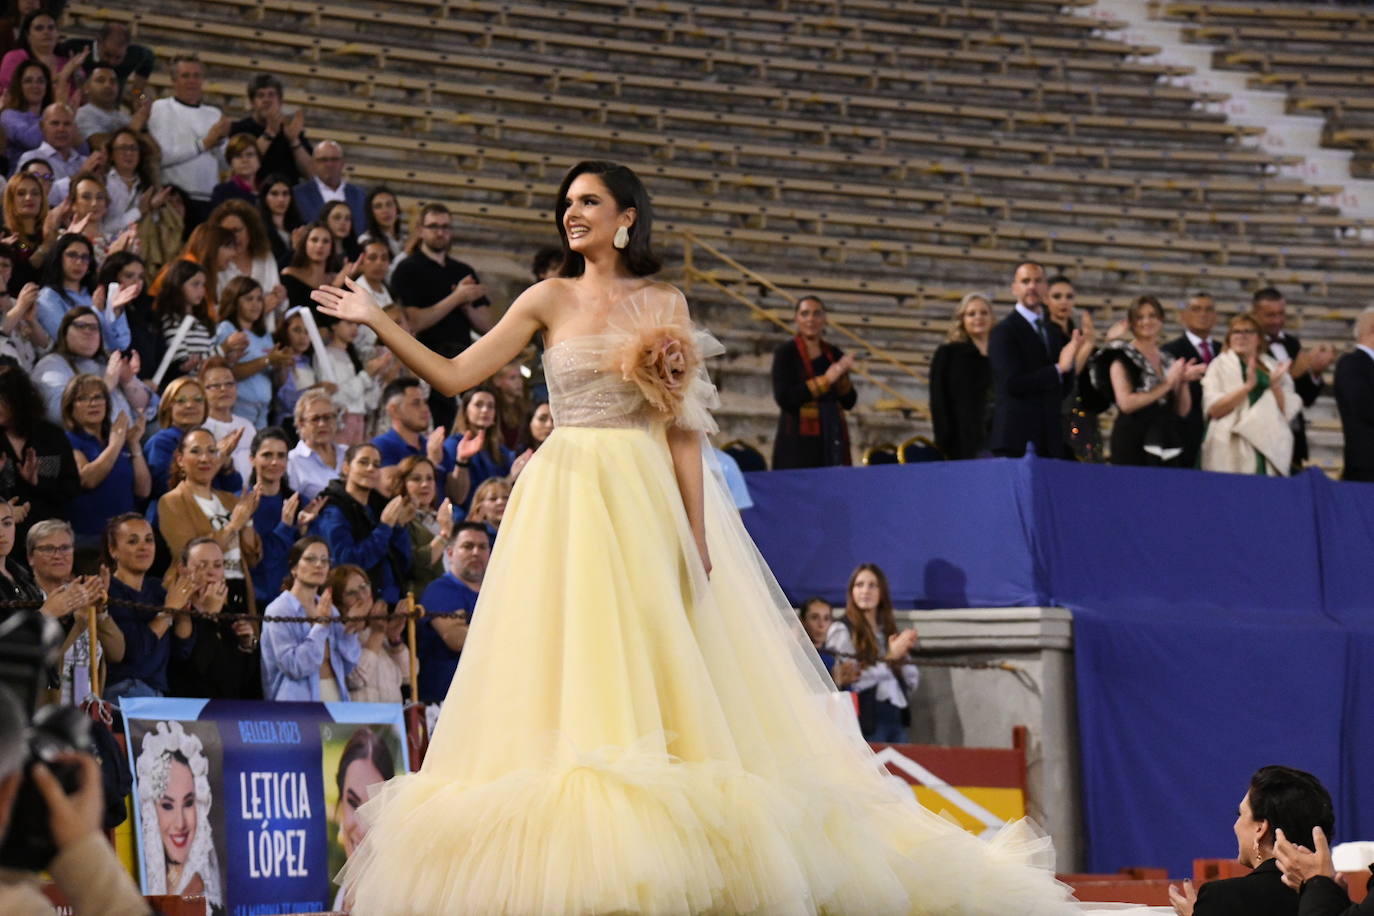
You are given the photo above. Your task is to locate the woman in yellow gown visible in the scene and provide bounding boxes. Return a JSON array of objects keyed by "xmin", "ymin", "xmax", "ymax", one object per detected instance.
[{"xmin": 312, "ymin": 162, "xmax": 1105, "ymax": 915}]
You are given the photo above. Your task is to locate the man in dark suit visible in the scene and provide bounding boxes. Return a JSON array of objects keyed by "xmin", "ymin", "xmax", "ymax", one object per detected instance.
[
  {"xmin": 1164, "ymin": 291, "xmax": 1222, "ymax": 470},
  {"xmin": 292, "ymin": 140, "xmax": 367, "ymax": 228},
  {"xmin": 987, "ymin": 261, "xmax": 1082, "ymax": 459},
  {"xmin": 1253, "ymin": 287, "xmax": 1337, "ymax": 474},
  {"xmin": 1334, "ymin": 307, "xmax": 1374, "ymax": 482}
]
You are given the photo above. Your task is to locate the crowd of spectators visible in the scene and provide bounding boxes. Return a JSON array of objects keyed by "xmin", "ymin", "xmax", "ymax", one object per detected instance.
[
  {"xmin": 777, "ymin": 262, "xmax": 1371, "ymax": 479},
  {"xmin": 0, "ymin": 24, "xmax": 546, "ymax": 716}
]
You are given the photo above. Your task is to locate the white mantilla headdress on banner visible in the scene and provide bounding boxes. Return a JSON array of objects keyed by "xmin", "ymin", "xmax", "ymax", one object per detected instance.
[{"xmin": 136, "ymin": 720, "xmax": 223, "ymax": 909}]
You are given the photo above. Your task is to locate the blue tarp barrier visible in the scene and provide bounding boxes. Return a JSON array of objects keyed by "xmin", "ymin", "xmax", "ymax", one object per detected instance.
[{"xmin": 741, "ymin": 456, "xmax": 1374, "ymax": 875}]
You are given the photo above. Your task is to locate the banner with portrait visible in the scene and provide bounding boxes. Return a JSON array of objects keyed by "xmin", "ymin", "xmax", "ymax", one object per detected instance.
[{"xmin": 121, "ymin": 698, "xmax": 409, "ymax": 915}]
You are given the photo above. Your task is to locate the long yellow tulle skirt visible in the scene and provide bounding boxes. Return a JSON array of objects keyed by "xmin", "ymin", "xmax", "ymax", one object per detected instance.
[{"xmin": 341, "ymin": 426, "xmax": 1086, "ymax": 915}]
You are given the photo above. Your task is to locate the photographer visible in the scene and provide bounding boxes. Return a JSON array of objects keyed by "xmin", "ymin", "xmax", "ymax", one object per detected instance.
[{"xmin": 0, "ymin": 686, "xmax": 149, "ymax": 914}]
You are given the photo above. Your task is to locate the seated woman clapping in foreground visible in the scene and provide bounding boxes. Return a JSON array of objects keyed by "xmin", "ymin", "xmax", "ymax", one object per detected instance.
[
  {"xmin": 261, "ymin": 536, "xmax": 359, "ymax": 702},
  {"xmin": 1169, "ymin": 765, "xmax": 1335, "ymax": 916}
]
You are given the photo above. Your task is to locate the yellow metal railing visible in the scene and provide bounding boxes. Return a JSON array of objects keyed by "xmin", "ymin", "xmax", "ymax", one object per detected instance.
[{"xmin": 679, "ymin": 232, "xmax": 927, "ymax": 417}]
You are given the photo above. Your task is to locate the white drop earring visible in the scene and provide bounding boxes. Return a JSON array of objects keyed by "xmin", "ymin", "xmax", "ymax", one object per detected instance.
[{"xmin": 613, "ymin": 226, "xmax": 629, "ymax": 249}]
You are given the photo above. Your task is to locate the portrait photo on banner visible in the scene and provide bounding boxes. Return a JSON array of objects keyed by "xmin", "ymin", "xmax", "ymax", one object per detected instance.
[
  {"xmin": 321, "ymin": 722, "xmax": 402, "ymax": 910},
  {"xmin": 130, "ymin": 718, "xmax": 229, "ymax": 915}
]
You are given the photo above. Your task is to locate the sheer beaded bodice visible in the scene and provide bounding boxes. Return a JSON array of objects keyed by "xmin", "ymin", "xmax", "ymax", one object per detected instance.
[{"xmin": 543, "ymin": 335, "xmax": 660, "ymax": 430}]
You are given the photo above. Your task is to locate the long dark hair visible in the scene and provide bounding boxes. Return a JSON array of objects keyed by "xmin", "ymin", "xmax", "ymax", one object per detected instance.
[
  {"xmin": 17, "ymin": 10, "xmax": 56, "ymax": 57},
  {"xmin": 248, "ymin": 426, "xmax": 293, "ymax": 492},
  {"xmin": 153, "ymin": 259, "xmax": 212, "ymax": 324},
  {"xmin": 289, "ymin": 220, "xmax": 338, "ymax": 272},
  {"xmin": 257, "ymin": 172, "xmax": 302, "ymax": 265},
  {"xmin": 843, "ymin": 562, "xmax": 897, "ymax": 666},
  {"xmin": 3, "ymin": 57, "xmax": 52, "ymax": 112},
  {"xmin": 103, "ymin": 128, "xmax": 156, "ymax": 189},
  {"xmin": 40, "ymin": 234, "xmax": 95, "ymax": 305},
  {"xmin": 0, "ymin": 364, "xmax": 48, "ymax": 437},
  {"xmin": 219, "ymin": 275, "xmax": 267, "ymax": 336},
  {"xmin": 554, "ymin": 160, "xmax": 660, "ymax": 278},
  {"xmin": 362, "ymin": 186, "xmax": 401, "ymax": 247},
  {"xmin": 334, "ymin": 726, "xmax": 395, "ymax": 799}
]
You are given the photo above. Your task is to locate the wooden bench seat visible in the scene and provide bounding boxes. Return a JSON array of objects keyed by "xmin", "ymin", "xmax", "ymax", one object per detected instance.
[{"xmin": 1156, "ymin": 0, "xmax": 1374, "ymax": 28}]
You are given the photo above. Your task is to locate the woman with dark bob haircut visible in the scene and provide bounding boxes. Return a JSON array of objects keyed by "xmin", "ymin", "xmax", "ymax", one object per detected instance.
[{"xmin": 309, "ymin": 161, "xmax": 1089, "ymax": 914}]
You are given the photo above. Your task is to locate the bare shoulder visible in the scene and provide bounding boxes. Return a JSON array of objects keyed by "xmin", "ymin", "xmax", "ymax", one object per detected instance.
[
  {"xmin": 646, "ymin": 280, "xmax": 690, "ymax": 318},
  {"xmin": 509, "ymin": 277, "xmax": 569, "ymax": 321}
]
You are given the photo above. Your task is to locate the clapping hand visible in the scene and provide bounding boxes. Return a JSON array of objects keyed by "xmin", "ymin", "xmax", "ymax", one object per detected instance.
[
  {"xmin": 379, "ymin": 494, "xmax": 417, "ymax": 527},
  {"xmin": 1182, "ymin": 358, "xmax": 1207, "ymax": 383},
  {"xmin": 198, "ymin": 579, "xmax": 228, "ymax": 616},
  {"xmin": 1056, "ymin": 329, "xmax": 1084, "ymax": 374},
  {"xmin": 451, "ymin": 274, "xmax": 488, "ymax": 307},
  {"xmin": 1167, "ymin": 879, "xmax": 1196, "ymax": 916},
  {"xmin": 510, "ymin": 448, "xmax": 534, "ymax": 480},
  {"xmin": 456, "ymin": 428, "xmax": 485, "ymax": 462},
  {"xmin": 313, "ymin": 277, "xmax": 381, "ymax": 325},
  {"xmin": 217, "ymin": 427, "xmax": 245, "ymax": 471},
  {"xmin": 311, "ymin": 587, "xmax": 334, "ymax": 622},
  {"xmin": 1165, "ymin": 357, "xmax": 1187, "ymax": 388},
  {"xmin": 1275, "ymin": 826, "xmax": 1335, "ymax": 890},
  {"xmin": 437, "ymin": 498, "xmax": 455, "ymax": 541},
  {"xmin": 297, "ymin": 495, "xmax": 327, "ymax": 531},
  {"xmin": 1269, "ymin": 359, "xmax": 1292, "ymax": 387},
  {"xmin": 425, "ymin": 426, "xmax": 447, "ymax": 466},
  {"xmin": 885, "ymin": 628, "xmax": 919, "ymax": 662}
]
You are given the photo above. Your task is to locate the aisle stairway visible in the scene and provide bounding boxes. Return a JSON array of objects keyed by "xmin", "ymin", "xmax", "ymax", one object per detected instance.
[{"xmin": 70, "ymin": 0, "xmax": 1368, "ymax": 469}]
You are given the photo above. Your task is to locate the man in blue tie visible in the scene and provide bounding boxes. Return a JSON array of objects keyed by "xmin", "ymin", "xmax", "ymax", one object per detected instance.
[{"xmin": 987, "ymin": 261, "xmax": 1083, "ymax": 459}]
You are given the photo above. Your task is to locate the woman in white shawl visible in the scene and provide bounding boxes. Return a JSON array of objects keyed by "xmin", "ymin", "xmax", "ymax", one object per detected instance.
[
  {"xmin": 1201, "ymin": 313, "xmax": 1300, "ymax": 476},
  {"xmin": 136, "ymin": 721, "xmax": 224, "ymax": 911}
]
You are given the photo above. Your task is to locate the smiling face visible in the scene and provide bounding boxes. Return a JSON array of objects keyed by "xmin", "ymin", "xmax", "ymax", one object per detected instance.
[
  {"xmin": 299, "ymin": 396, "xmax": 337, "ymax": 449},
  {"xmin": 252, "ymin": 435, "xmax": 288, "ymax": 487},
  {"xmin": 464, "ymin": 392, "xmax": 496, "ymax": 431},
  {"xmin": 961, "ymin": 297, "xmax": 993, "ymax": 339},
  {"xmin": 171, "ymin": 60, "xmax": 205, "ymax": 106},
  {"xmin": 64, "ymin": 313, "xmax": 102, "ymax": 358},
  {"xmin": 110, "ymin": 131, "xmax": 141, "ymax": 176},
  {"xmin": 1181, "ymin": 295, "xmax": 1217, "ymax": 337},
  {"xmin": 562, "ymin": 173, "xmax": 632, "ymax": 257},
  {"xmin": 529, "ymin": 403, "xmax": 553, "ymax": 443},
  {"xmin": 850, "ymin": 569, "xmax": 881, "ymax": 613},
  {"xmin": 794, "ymin": 297, "xmax": 826, "ymax": 340},
  {"xmin": 336, "ymin": 756, "xmax": 383, "ymax": 858},
  {"xmin": 29, "ymin": 526, "xmax": 74, "ymax": 583},
  {"xmin": 1130, "ymin": 302, "xmax": 1164, "ymax": 343},
  {"xmin": 402, "ymin": 462, "xmax": 436, "ymax": 507},
  {"xmin": 472, "ymin": 484, "xmax": 508, "ymax": 524},
  {"xmin": 1254, "ymin": 298, "xmax": 1286, "ymax": 339},
  {"xmin": 110, "ymin": 518, "xmax": 154, "ymax": 575},
  {"xmin": 1227, "ymin": 317, "xmax": 1262, "ymax": 359},
  {"xmin": 157, "ymin": 758, "xmax": 197, "ymax": 867},
  {"xmin": 177, "ymin": 430, "xmax": 220, "ymax": 487}
]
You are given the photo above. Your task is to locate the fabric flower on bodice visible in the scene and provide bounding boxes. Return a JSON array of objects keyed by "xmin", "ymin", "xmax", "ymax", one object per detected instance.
[{"xmin": 613, "ymin": 320, "xmax": 701, "ymax": 417}]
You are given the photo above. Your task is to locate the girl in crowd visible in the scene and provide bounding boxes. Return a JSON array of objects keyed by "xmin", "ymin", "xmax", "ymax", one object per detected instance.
[
  {"xmin": 0, "ymin": 363, "xmax": 78, "ymax": 534},
  {"xmin": 97, "ymin": 251, "xmax": 160, "ymax": 374},
  {"xmin": 32, "ymin": 305, "xmax": 148, "ymax": 423},
  {"xmin": 1, "ymin": 169, "xmax": 52, "ymax": 284},
  {"xmin": 172, "ymin": 224, "xmax": 237, "ymax": 317},
  {"xmin": 394, "ymin": 454, "xmax": 454, "ymax": 596},
  {"xmin": 0, "ymin": 254, "xmax": 45, "ymax": 368},
  {"xmin": 248, "ymin": 426, "xmax": 323, "ymax": 609},
  {"xmin": 103, "ymin": 129, "xmax": 167, "ymax": 238},
  {"xmin": 350, "ymin": 239, "xmax": 398, "ymax": 385},
  {"xmin": 215, "ymin": 277, "xmax": 282, "ymax": 429},
  {"xmin": 134, "ymin": 720, "xmax": 223, "ymax": 908},
  {"xmin": 155, "ymin": 427, "xmax": 261, "ymax": 616},
  {"xmin": 330, "ymin": 565, "xmax": 408, "ymax": 703},
  {"xmin": 799, "ymin": 597, "xmax": 859, "ymax": 688},
  {"xmin": 287, "ymin": 387, "xmax": 345, "ymax": 502},
  {"xmin": 62, "ymin": 373, "xmax": 147, "ymax": 550},
  {"xmin": 1107, "ymin": 295, "xmax": 1204, "ymax": 467},
  {"xmin": 104, "ymin": 513, "xmax": 196, "ymax": 700},
  {"xmin": 318, "ymin": 314, "xmax": 378, "ymax": 446},
  {"xmin": 34, "ymin": 233, "xmax": 96, "ymax": 342},
  {"xmin": 0, "ymin": 498, "xmax": 43, "ymax": 603},
  {"xmin": 261, "ymin": 536, "xmax": 359, "ymax": 701},
  {"xmin": 1, "ymin": 58, "xmax": 51, "ymax": 166},
  {"xmin": 1201, "ymin": 313, "xmax": 1300, "ymax": 476},
  {"xmin": 824, "ymin": 563, "xmax": 920, "ymax": 743},
  {"xmin": 358, "ymin": 186, "xmax": 404, "ymax": 264},
  {"xmin": 210, "ymin": 198, "xmax": 285, "ymax": 316},
  {"xmin": 166, "ymin": 536, "xmax": 260, "ymax": 700},
  {"xmin": 199, "ymin": 357, "xmax": 255, "ymax": 481},
  {"xmin": 929, "ymin": 292, "xmax": 993, "ymax": 460},
  {"xmin": 144, "ymin": 376, "xmax": 244, "ymax": 501},
  {"xmin": 443, "ymin": 386, "xmax": 513, "ymax": 505},
  {"xmin": 272, "ymin": 307, "xmax": 319, "ymax": 426},
  {"xmin": 314, "ymin": 442, "xmax": 414, "ymax": 607},
  {"xmin": 210, "ymin": 134, "xmax": 261, "ymax": 208},
  {"xmin": 320, "ymin": 199, "xmax": 360, "ymax": 263},
  {"xmin": 281, "ymin": 221, "xmax": 346, "ymax": 310},
  {"xmin": 256, "ymin": 172, "xmax": 301, "ymax": 270},
  {"xmin": 154, "ymin": 260, "xmax": 222, "ymax": 380},
  {"xmin": 464, "ymin": 476, "xmax": 510, "ymax": 541},
  {"xmin": 514, "ymin": 399, "xmax": 554, "ymax": 454}
]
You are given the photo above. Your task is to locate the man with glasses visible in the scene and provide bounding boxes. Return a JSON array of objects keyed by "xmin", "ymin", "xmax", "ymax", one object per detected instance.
[
  {"xmin": 1164, "ymin": 291, "xmax": 1222, "ymax": 470},
  {"xmin": 292, "ymin": 139, "xmax": 365, "ymax": 227},
  {"xmin": 391, "ymin": 202, "xmax": 493, "ymax": 428}
]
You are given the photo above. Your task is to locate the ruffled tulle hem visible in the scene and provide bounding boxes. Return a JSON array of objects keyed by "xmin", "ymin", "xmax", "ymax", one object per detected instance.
[{"xmin": 340, "ymin": 733, "xmax": 1081, "ymax": 916}]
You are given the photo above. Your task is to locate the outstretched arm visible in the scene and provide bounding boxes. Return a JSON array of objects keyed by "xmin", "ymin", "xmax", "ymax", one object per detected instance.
[{"xmin": 313, "ymin": 277, "xmax": 545, "ymax": 397}]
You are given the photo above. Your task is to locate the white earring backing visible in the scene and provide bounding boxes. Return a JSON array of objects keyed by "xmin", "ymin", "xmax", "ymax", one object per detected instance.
[{"xmin": 613, "ymin": 226, "xmax": 630, "ymax": 249}]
